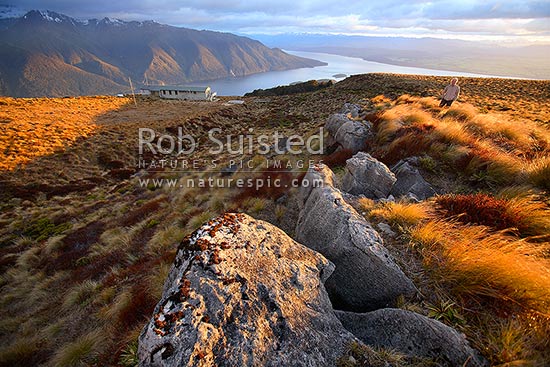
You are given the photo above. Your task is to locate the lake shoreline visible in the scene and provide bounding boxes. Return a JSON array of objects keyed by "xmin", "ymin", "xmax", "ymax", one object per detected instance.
[{"xmin": 190, "ymin": 50, "xmax": 537, "ymax": 96}]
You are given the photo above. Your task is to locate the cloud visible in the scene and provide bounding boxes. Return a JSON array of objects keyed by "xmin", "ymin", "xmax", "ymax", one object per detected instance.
[{"xmin": 8, "ymin": 0, "xmax": 550, "ymax": 41}]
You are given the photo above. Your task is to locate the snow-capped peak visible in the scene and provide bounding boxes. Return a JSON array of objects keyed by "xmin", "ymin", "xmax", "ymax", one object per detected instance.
[
  {"xmin": 3, "ymin": 8, "xmax": 156, "ymax": 28},
  {"xmin": 38, "ymin": 10, "xmax": 62, "ymax": 23},
  {"xmin": 20, "ymin": 10, "xmax": 70, "ymax": 23},
  {"xmin": 99, "ymin": 17, "xmax": 126, "ymax": 26}
]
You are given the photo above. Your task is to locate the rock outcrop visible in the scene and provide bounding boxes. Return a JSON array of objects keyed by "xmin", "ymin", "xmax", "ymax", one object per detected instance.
[
  {"xmin": 138, "ymin": 213, "xmax": 358, "ymax": 367},
  {"xmin": 340, "ymin": 103, "xmax": 362, "ymax": 119},
  {"xmin": 390, "ymin": 159, "xmax": 436, "ymax": 200},
  {"xmin": 341, "ymin": 152, "xmax": 397, "ymax": 198},
  {"xmin": 296, "ymin": 164, "xmax": 416, "ymax": 312},
  {"xmin": 336, "ymin": 309, "xmax": 487, "ymax": 367},
  {"xmin": 325, "ymin": 113, "xmax": 372, "ymax": 153}
]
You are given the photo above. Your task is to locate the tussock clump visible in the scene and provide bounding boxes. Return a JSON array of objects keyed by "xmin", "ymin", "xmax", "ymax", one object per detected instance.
[
  {"xmin": 120, "ymin": 196, "xmax": 167, "ymax": 227},
  {"xmin": 51, "ymin": 330, "xmax": 107, "ymax": 367},
  {"xmin": 436, "ymin": 193, "xmax": 550, "ymax": 237},
  {"xmin": 401, "ymin": 110, "xmax": 433, "ymax": 125},
  {"xmin": 526, "ymin": 156, "xmax": 550, "ymax": 190},
  {"xmin": 337, "ymin": 341, "xmax": 433, "ymax": 367},
  {"xmin": 62, "ymin": 280, "xmax": 100, "ymax": 309},
  {"xmin": 188, "ymin": 211, "xmax": 214, "ymax": 230},
  {"xmin": 382, "ymin": 127, "xmax": 433, "ymax": 165},
  {"xmin": 442, "ymin": 104, "xmax": 477, "ymax": 121},
  {"xmin": 432, "ymin": 118, "xmax": 475, "ymax": 146},
  {"xmin": 322, "ymin": 149, "xmax": 354, "ymax": 168},
  {"xmin": 417, "ymin": 97, "xmax": 441, "ymax": 112},
  {"xmin": 376, "ymin": 114, "xmax": 402, "ymax": 144},
  {"xmin": 410, "ymin": 220, "xmax": 550, "ymax": 313},
  {"xmin": 0, "ymin": 336, "xmax": 48, "ymax": 366},
  {"xmin": 370, "ymin": 201, "xmax": 429, "ymax": 227}
]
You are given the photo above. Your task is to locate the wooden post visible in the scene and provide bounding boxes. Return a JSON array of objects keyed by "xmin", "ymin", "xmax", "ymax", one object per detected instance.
[{"xmin": 129, "ymin": 77, "xmax": 137, "ymax": 107}]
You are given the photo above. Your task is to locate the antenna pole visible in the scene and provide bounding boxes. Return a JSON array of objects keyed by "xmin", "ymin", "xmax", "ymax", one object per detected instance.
[
  {"xmin": 129, "ymin": 77, "xmax": 137, "ymax": 107},
  {"xmin": 128, "ymin": 77, "xmax": 137, "ymax": 107}
]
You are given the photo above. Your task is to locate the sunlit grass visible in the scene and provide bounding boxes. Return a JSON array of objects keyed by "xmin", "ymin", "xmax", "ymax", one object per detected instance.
[
  {"xmin": 376, "ymin": 117, "xmax": 402, "ymax": 144},
  {"xmin": 369, "ymin": 201, "xmax": 430, "ymax": 228},
  {"xmin": 436, "ymin": 192, "xmax": 550, "ymax": 237},
  {"xmin": 372, "ymin": 95, "xmax": 550, "ymax": 191},
  {"xmin": 410, "ymin": 220, "xmax": 550, "ymax": 314},
  {"xmin": 441, "ymin": 104, "xmax": 477, "ymax": 121},
  {"xmin": 431, "ymin": 118, "xmax": 475, "ymax": 146},
  {"xmin": 0, "ymin": 96, "xmax": 129, "ymax": 170},
  {"xmin": 525, "ymin": 156, "xmax": 550, "ymax": 190}
]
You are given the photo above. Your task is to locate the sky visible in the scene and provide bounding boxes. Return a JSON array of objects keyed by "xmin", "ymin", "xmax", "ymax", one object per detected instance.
[{"xmin": 5, "ymin": 0, "xmax": 550, "ymax": 43}]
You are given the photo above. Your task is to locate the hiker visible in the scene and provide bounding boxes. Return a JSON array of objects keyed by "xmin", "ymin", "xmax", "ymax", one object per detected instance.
[{"xmin": 439, "ymin": 78, "xmax": 460, "ymax": 107}]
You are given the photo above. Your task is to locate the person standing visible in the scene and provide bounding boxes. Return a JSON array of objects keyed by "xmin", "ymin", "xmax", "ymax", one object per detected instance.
[{"xmin": 440, "ymin": 78, "xmax": 460, "ymax": 107}]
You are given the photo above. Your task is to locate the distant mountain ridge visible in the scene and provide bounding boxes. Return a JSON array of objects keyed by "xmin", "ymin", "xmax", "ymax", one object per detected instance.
[
  {"xmin": 0, "ymin": 10, "xmax": 325, "ymax": 97},
  {"xmin": 253, "ymin": 33, "xmax": 550, "ymax": 80}
]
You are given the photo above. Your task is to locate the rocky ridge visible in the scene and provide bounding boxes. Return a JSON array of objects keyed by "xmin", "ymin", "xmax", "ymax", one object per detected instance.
[
  {"xmin": 295, "ymin": 163, "xmax": 416, "ymax": 311},
  {"xmin": 139, "ymin": 104, "xmax": 485, "ymax": 366}
]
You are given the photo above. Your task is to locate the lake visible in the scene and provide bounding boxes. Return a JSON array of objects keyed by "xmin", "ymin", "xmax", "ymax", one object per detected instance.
[{"xmin": 189, "ymin": 50, "xmax": 509, "ymax": 97}]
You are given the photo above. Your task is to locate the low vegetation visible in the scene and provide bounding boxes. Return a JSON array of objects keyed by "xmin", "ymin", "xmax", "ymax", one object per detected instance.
[
  {"xmin": 337, "ymin": 341, "xmax": 435, "ymax": 367},
  {"xmin": 0, "ymin": 96, "xmax": 130, "ymax": 171},
  {"xmin": 245, "ymin": 79, "xmax": 334, "ymax": 97},
  {"xmin": 358, "ymin": 93, "xmax": 550, "ymax": 365}
]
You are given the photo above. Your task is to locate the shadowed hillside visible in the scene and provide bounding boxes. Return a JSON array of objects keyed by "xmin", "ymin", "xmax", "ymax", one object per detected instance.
[{"xmin": 0, "ymin": 10, "xmax": 325, "ymax": 97}]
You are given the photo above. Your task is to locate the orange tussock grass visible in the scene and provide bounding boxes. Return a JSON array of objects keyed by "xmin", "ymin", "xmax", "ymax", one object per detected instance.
[
  {"xmin": 369, "ymin": 201, "xmax": 430, "ymax": 227},
  {"xmin": 372, "ymin": 96, "xmax": 550, "ymax": 189},
  {"xmin": 436, "ymin": 193, "xmax": 550, "ymax": 237},
  {"xmin": 410, "ymin": 220, "xmax": 550, "ymax": 314},
  {"xmin": 417, "ymin": 97, "xmax": 442, "ymax": 111},
  {"xmin": 441, "ymin": 103, "xmax": 477, "ymax": 121},
  {"xmin": 431, "ymin": 117, "xmax": 476, "ymax": 146},
  {"xmin": 464, "ymin": 114, "xmax": 550, "ymax": 154},
  {"xmin": 382, "ymin": 124, "xmax": 435, "ymax": 164},
  {"xmin": 525, "ymin": 156, "xmax": 550, "ymax": 190},
  {"xmin": 0, "ymin": 96, "xmax": 130, "ymax": 171},
  {"xmin": 375, "ymin": 112, "xmax": 402, "ymax": 144}
]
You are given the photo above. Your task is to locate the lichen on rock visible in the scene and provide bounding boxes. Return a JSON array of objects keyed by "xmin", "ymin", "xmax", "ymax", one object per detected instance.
[{"xmin": 138, "ymin": 213, "xmax": 358, "ymax": 366}]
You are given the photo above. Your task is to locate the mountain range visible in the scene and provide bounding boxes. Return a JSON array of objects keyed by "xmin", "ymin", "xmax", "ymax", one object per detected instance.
[
  {"xmin": 0, "ymin": 10, "xmax": 325, "ymax": 97},
  {"xmin": 253, "ymin": 33, "xmax": 550, "ymax": 79}
]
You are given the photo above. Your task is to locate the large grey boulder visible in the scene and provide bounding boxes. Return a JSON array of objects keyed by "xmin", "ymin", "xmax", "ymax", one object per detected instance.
[
  {"xmin": 296, "ymin": 164, "xmax": 416, "ymax": 312},
  {"xmin": 390, "ymin": 160, "xmax": 436, "ymax": 200},
  {"xmin": 342, "ymin": 152, "xmax": 397, "ymax": 198},
  {"xmin": 138, "ymin": 213, "xmax": 358, "ymax": 367},
  {"xmin": 336, "ymin": 309, "xmax": 487, "ymax": 367},
  {"xmin": 325, "ymin": 113, "xmax": 372, "ymax": 154},
  {"xmin": 325, "ymin": 113, "xmax": 349, "ymax": 137},
  {"xmin": 341, "ymin": 103, "xmax": 362, "ymax": 119}
]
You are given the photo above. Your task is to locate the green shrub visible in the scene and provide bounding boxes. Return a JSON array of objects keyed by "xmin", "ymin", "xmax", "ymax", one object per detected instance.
[{"xmin": 23, "ymin": 217, "xmax": 71, "ymax": 241}]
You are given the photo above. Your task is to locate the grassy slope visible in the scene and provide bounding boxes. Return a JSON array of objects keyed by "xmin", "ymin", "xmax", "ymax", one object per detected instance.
[
  {"xmin": 347, "ymin": 93, "xmax": 550, "ymax": 365},
  {"xmin": 0, "ymin": 74, "xmax": 549, "ymax": 366}
]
